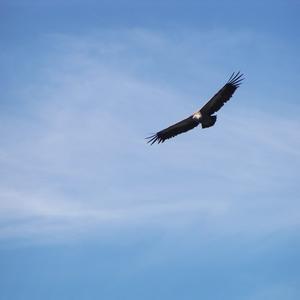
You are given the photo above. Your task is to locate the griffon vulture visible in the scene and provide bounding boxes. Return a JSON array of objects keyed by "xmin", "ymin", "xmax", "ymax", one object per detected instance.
[{"xmin": 146, "ymin": 72, "xmax": 244, "ymax": 145}]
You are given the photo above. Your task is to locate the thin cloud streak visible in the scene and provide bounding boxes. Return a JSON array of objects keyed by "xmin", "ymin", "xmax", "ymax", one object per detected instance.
[{"xmin": 0, "ymin": 29, "xmax": 299, "ymax": 241}]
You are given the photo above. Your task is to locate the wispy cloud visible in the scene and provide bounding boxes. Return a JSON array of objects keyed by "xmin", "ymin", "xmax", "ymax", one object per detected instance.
[{"xmin": 0, "ymin": 29, "xmax": 299, "ymax": 242}]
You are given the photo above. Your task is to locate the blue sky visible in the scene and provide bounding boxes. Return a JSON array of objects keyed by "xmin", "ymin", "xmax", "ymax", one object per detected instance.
[{"xmin": 1, "ymin": 0, "xmax": 300, "ymax": 299}]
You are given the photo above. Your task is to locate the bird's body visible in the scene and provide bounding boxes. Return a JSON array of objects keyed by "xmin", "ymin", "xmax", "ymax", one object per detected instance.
[{"xmin": 146, "ymin": 72, "xmax": 244, "ymax": 145}]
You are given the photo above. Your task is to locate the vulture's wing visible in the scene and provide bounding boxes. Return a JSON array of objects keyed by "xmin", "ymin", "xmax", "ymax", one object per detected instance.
[
  {"xmin": 146, "ymin": 115, "xmax": 200, "ymax": 145},
  {"xmin": 200, "ymin": 72, "xmax": 244, "ymax": 116}
]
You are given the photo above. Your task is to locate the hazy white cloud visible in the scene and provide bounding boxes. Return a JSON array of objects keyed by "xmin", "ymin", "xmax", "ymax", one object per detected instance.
[{"xmin": 0, "ymin": 29, "xmax": 299, "ymax": 241}]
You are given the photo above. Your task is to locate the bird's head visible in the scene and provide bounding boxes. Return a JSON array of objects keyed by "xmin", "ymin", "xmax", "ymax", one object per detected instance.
[{"xmin": 192, "ymin": 112, "xmax": 202, "ymax": 120}]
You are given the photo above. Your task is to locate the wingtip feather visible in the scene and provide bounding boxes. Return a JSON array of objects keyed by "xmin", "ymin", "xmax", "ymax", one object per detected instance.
[
  {"xmin": 146, "ymin": 133, "xmax": 162, "ymax": 145},
  {"xmin": 227, "ymin": 71, "xmax": 245, "ymax": 87}
]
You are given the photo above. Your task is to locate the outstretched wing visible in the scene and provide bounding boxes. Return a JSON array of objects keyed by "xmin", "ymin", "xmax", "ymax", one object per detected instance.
[
  {"xmin": 200, "ymin": 72, "xmax": 244, "ymax": 116},
  {"xmin": 146, "ymin": 115, "xmax": 200, "ymax": 145}
]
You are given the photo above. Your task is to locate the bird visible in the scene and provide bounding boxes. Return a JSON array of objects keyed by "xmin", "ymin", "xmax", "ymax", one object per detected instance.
[{"xmin": 146, "ymin": 71, "xmax": 244, "ymax": 145}]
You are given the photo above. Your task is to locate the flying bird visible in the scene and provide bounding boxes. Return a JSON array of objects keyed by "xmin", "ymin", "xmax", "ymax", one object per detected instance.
[{"xmin": 146, "ymin": 72, "xmax": 244, "ymax": 145}]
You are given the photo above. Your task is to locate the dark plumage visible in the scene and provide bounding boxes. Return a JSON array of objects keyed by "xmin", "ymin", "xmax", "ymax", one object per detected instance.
[{"xmin": 146, "ymin": 72, "xmax": 244, "ymax": 145}]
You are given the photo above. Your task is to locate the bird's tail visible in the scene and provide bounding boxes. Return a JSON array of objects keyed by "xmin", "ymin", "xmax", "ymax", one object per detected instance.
[{"xmin": 201, "ymin": 115, "xmax": 217, "ymax": 129}]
